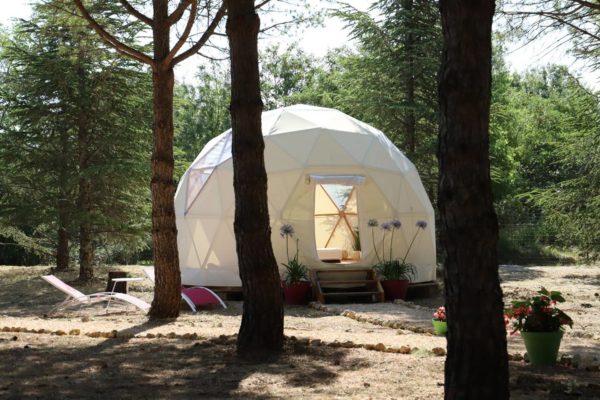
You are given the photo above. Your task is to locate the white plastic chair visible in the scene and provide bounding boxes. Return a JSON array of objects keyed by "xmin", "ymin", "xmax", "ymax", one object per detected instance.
[{"xmin": 41, "ymin": 275, "xmax": 150, "ymax": 315}]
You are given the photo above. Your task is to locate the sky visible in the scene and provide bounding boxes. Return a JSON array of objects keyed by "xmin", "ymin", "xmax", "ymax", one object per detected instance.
[{"xmin": 1, "ymin": 0, "xmax": 598, "ymax": 89}]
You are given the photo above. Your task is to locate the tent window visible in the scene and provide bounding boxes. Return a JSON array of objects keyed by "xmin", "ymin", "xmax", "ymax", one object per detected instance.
[{"xmin": 314, "ymin": 184, "xmax": 361, "ymax": 263}]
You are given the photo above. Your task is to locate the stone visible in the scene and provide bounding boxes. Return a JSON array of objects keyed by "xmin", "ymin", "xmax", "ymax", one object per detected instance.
[
  {"xmin": 374, "ymin": 343, "xmax": 386, "ymax": 352},
  {"xmin": 68, "ymin": 329, "xmax": 80, "ymax": 336},
  {"xmin": 432, "ymin": 347, "xmax": 446, "ymax": 357}
]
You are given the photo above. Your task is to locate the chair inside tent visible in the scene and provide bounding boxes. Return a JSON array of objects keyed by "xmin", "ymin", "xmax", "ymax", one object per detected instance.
[{"xmin": 314, "ymin": 184, "xmax": 360, "ymax": 263}]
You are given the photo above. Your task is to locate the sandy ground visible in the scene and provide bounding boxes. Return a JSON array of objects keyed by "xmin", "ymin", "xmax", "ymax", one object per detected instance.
[{"xmin": 1, "ymin": 264, "xmax": 599, "ymax": 399}]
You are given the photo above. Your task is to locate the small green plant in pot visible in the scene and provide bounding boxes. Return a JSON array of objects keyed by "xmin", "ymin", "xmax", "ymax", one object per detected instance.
[
  {"xmin": 432, "ymin": 306, "xmax": 447, "ymax": 336},
  {"xmin": 370, "ymin": 218, "xmax": 426, "ymax": 300},
  {"xmin": 280, "ymin": 224, "xmax": 310, "ymax": 305},
  {"xmin": 351, "ymin": 227, "xmax": 361, "ymax": 260},
  {"xmin": 505, "ymin": 288, "xmax": 573, "ymax": 366}
]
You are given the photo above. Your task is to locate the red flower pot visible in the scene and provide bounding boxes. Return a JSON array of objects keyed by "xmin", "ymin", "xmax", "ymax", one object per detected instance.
[
  {"xmin": 381, "ymin": 279, "xmax": 409, "ymax": 301},
  {"xmin": 283, "ymin": 281, "xmax": 311, "ymax": 305}
]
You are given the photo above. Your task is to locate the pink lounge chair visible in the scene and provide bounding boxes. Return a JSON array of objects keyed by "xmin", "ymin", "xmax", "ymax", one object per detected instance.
[
  {"xmin": 142, "ymin": 268, "xmax": 227, "ymax": 312},
  {"xmin": 41, "ymin": 275, "xmax": 150, "ymax": 315}
]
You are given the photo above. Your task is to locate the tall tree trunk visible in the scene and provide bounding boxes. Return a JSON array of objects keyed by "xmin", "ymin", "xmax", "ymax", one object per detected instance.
[
  {"xmin": 77, "ymin": 64, "xmax": 94, "ymax": 281},
  {"xmin": 402, "ymin": 0, "xmax": 417, "ymax": 156},
  {"xmin": 56, "ymin": 202, "xmax": 70, "ymax": 271},
  {"xmin": 148, "ymin": 0, "xmax": 181, "ymax": 318},
  {"xmin": 56, "ymin": 128, "xmax": 70, "ymax": 271},
  {"xmin": 438, "ymin": 1, "xmax": 509, "ymax": 399},
  {"xmin": 78, "ymin": 159, "xmax": 94, "ymax": 280},
  {"xmin": 227, "ymin": 0, "xmax": 284, "ymax": 359}
]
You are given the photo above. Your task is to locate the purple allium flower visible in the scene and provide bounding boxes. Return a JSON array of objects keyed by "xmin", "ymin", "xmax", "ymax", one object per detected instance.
[
  {"xmin": 416, "ymin": 220, "xmax": 428, "ymax": 229},
  {"xmin": 367, "ymin": 218, "xmax": 379, "ymax": 227},
  {"xmin": 390, "ymin": 219, "xmax": 402, "ymax": 229},
  {"xmin": 381, "ymin": 222, "xmax": 392, "ymax": 231},
  {"xmin": 280, "ymin": 224, "xmax": 295, "ymax": 237}
]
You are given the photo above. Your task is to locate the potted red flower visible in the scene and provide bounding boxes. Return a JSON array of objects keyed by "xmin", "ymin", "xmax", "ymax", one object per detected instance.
[
  {"xmin": 505, "ymin": 288, "xmax": 573, "ymax": 366},
  {"xmin": 280, "ymin": 224, "xmax": 310, "ymax": 305},
  {"xmin": 432, "ymin": 306, "xmax": 447, "ymax": 335}
]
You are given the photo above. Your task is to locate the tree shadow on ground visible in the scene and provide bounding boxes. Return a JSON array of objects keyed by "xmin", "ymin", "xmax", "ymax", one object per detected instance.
[
  {"xmin": 0, "ymin": 333, "xmax": 365, "ymax": 399},
  {"xmin": 509, "ymin": 361, "xmax": 600, "ymax": 399},
  {"xmin": 499, "ymin": 265, "xmax": 546, "ymax": 284}
]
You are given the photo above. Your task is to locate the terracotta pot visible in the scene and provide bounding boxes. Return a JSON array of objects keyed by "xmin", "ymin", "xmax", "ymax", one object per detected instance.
[
  {"xmin": 283, "ymin": 281, "xmax": 311, "ymax": 305},
  {"xmin": 381, "ymin": 279, "xmax": 409, "ymax": 301}
]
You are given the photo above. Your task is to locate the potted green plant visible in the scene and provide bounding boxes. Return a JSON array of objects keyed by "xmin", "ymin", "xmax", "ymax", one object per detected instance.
[
  {"xmin": 371, "ymin": 218, "xmax": 427, "ymax": 300},
  {"xmin": 432, "ymin": 306, "xmax": 447, "ymax": 336},
  {"xmin": 505, "ymin": 288, "xmax": 573, "ymax": 366},
  {"xmin": 351, "ymin": 227, "xmax": 362, "ymax": 260},
  {"xmin": 280, "ymin": 224, "xmax": 310, "ymax": 305}
]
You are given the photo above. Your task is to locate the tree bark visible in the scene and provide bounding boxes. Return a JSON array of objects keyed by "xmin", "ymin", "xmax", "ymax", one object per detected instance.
[
  {"xmin": 148, "ymin": 0, "xmax": 181, "ymax": 318},
  {"xmin": 77, "ymin": 63, "xmax": 94, "ymax": 282},
  {"xmin": 56, "ymin": 127, "xmax": 70, "ymax": 271},
  {"xmin": 227, "ymin": 0, "xmax": 284, "ymax": 359},
  {"xmin": 438, "ymin": 0, "xmax": 509, "ymax": 399},
  {"xmin": 402, "ymin": 0, "xmax": 417, "ymax": 156},
  {"xmin": 56, "ymin": 206, "xmax": 70, "ymax": 271}
]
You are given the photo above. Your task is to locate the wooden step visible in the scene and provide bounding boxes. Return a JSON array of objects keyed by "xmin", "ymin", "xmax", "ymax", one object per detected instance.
[
  {"xmin": 323, "ymin": 291, "xmax": 381, "ymax": 297},
  {"xmin": 310, "ymin": 268, "xmax": 385, "ymax": 304},
  {"xmin": 320, "ymin": 279, "xmax": 376, "ymax": 285}
]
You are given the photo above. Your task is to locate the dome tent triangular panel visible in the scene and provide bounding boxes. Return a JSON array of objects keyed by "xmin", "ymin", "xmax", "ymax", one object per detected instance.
[{"xmin": 175, "ymin": 104, "xmax": 437, "ymax": 287}]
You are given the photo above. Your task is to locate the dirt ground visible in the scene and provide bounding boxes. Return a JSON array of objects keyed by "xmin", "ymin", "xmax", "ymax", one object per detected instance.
[{"xmin": 0, "ymin": 264, "xmax": 599, "ymax": 399}]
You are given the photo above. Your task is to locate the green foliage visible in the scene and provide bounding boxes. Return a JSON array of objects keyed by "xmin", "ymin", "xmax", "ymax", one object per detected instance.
[
  {"xmin": 373, "ymin": 260, "xmax": 415, "ymax": 281},
  {"xmin": 281, "ymin": 255, "xmax": 309, "ymax": 285},
  {"xmin": 352, "ymin": 228, "xmax": 361, "ymax": 251},
  {"xmin": 0, "ymin": 1, "xmax": 152, "ymax": 265},
  {"xmin": 174, "ymin": 63, "xmax": 231, "ymax": 164},
  {"xmin": 505, "ymin": 288, "xmax": 573, "ymax": 333}
]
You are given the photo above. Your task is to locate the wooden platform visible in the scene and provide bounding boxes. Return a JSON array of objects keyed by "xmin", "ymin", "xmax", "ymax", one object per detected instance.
[
  {"xmin": 406, "ymin": 281, "xmax": 440, "ymax": 299},
  {"xmin": 310, "ymin": 268, "xmax": 385, "ymax": 304}
]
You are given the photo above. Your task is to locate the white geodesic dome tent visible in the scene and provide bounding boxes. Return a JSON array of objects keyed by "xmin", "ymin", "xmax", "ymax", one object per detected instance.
[{"xmin": 174, "ymin": 104, "xmax": 436, "ymax": 287}]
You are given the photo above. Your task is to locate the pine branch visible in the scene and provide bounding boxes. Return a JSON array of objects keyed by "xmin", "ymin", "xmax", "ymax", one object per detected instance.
[
  {"xmin": 73, "ymin": 0, "xmax": 154, "ymax": 66},
  {"xmin": 172, "ymin": 3, "xmax": 227, "ymax": 66},
  {"xmin": 118, "ymin": 0, "xmax": 153, "ymax": 25},
  {"xmin": 164, "ymin": 0, "xmax": 198, "ymax": 67},
  {"xmin": 167, "ymin": 0, "xmax": 193, "ymax": 26}
]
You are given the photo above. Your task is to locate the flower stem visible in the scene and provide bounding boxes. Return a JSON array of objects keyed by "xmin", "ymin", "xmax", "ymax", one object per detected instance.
[
  {"xmin": 402, "ymin": 229, "xmax": 422, "ymax": 263},
  {"xmin": 382, "ymin": 230, "xmax": 386, "ymax": 262},
  {"xmin": 371, "ymin": 228, "xmax": 381, "ymax": 263},
  {"xmin": 286, "ymin": 235, "xmax": 290, "ymax": 263},
  {"xmin": 389, "ymin": 228, "xmax": 395, "ymax": 262}
]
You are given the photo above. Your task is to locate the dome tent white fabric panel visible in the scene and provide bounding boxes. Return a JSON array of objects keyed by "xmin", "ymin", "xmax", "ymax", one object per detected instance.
[{"xmin": 174, "ymin": 104, "xmax": 437, "ymax": 287}]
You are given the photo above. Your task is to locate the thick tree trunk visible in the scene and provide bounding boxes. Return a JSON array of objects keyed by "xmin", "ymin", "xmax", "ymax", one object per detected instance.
[
  {"xmin": 148, "ymin": 0, "xmax": 181, "ymax": 318},
  {"xmin": 77, "ymin": 64, "xmax": 94, "ymax": 281},
  {"xmin": 56, "ymin": 209, "xmax": 69, "ymax": 271},
  {"xmin": 78, "ymin": 185, "xmax": 94, "ymax": 281},
  {"xmin": 56, "ymin": 129, "xmax": 70, "ymax": 271},
  {"xmin": 403, "ymin": 0, "xmax": 416, "ymax": 156},
  {"xmin": 227, "ymin": 0, "xmax": 284, "ymax": 359},
  {"xmin": 438, "ymin": 1, "xmax": 509, "ymax": 399}
]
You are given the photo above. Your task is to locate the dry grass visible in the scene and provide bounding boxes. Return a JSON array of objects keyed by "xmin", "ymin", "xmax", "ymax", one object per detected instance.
[{"xmin": 0, "ymin": 264, "xmax": 599, "ymax": 399}]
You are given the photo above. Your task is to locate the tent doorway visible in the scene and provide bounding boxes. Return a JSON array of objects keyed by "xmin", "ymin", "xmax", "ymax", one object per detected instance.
[{"xmin": 314, "ymin": 184, "xmax": 361, "ymax": 263}]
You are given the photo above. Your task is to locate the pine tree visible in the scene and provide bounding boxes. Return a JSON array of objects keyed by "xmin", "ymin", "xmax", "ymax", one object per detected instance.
[
  {"xmin": 334, "ymin": 0, "xmax": 442, "ymax": 195},
  {"xmin": 0, "ymin": 1, "xmax": 152, "ymax": 278}
]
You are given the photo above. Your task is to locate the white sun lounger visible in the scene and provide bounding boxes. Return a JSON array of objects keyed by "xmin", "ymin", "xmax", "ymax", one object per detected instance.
[
  {"xmin": 42, "ymin": 275, "xmax": 150, "ymax": 315},
  {"xmin": 142, "ymin": 268, "xmax": 227, "ymax": 312}
]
